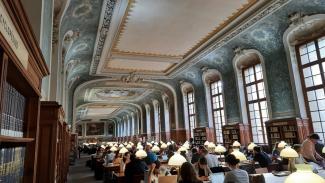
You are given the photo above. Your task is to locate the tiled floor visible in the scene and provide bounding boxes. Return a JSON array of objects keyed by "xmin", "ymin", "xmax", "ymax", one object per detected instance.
[{"xmin": 67, "ymin": 154, "xmax": 102, "ymax": 183}]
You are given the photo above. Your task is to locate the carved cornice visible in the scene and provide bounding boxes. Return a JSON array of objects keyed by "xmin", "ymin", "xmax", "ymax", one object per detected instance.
[
  {"xmin": 90, "ymin": 0, "xmax": 116, "ymax": 75},
  {"xmin": 120, "ymin": 72, "xmax": 143, "ymax": 83},
  {"xmin": 170, "ymin": 0, "xmax": 291, "ymax": 78}
]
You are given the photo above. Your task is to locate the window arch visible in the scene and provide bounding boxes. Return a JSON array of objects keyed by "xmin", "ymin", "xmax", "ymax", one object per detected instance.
[
  {"xmin": 153, "ymin": 100, "xmax": 161, "ymax": 141},
  {"xmin": 145, "ymin": 104, "xmax": 151, "ymax": 136},
  {"xmin": 233, "ymin": 48, "xmax": 271, "ymax": 144},
  {"xmin": 202, "ymin": 68, "xmax": 226, "ymax": 143},
  {"xmin": 284, "ymin": 13, "xmax": 325, "ymax": 140},
  {"xmin": 181, "ymin": 81, "xmax": 196, "ymax": 138}
]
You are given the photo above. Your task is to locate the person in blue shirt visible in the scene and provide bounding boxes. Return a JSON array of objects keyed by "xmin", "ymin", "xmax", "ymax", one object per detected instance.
[
  {"xmin": 252, "ymin": 146, "xmax": 272, "ymax": 168},
  {"xmin": 144, "ymin": 144, "xmax": 158, "ymax": 166}
]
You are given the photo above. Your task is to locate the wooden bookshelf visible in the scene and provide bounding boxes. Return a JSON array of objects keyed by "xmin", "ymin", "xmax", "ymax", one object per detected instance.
[
  {"xmin": 0, "ymin": 135, "xmax": 34, "ymax": 143},
  {"xmin": 193, "ymin": 127, "xmax": 214, "ymax": 146},
  {"xmin": 222, "ymin": 123, "xmax": 251, "ymax": 148},
  {"xmin": 265, "ymin": 117, "xmax": 310, "ymax": 149},
  {"xmin": 0, "ymin": 1, "xmax": 49, "ymax": 182},
  {"xmin": 36, "ymin": 101, "xmax": 70, "ymax": 183}
]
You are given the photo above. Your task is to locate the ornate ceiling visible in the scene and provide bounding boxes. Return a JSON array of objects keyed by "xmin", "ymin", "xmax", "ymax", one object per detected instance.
[{"xmin": 57, "ymin": 0, "xmax": 274, "ymax": 123}]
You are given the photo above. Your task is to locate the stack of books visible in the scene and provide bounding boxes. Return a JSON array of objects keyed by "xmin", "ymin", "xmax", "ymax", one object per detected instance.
[
  {"xmin": 0, "ymin": 147, "xmax": 25, "ymax": 182},
  {"xmin": 0, "ymin": 82, "xmax": 26, "ymax": 137}
]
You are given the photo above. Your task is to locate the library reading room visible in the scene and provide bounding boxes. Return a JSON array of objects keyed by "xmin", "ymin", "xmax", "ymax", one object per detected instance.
[{"xmin": 2, "ymin": 0, "xmax": 325, "ymax": 183}]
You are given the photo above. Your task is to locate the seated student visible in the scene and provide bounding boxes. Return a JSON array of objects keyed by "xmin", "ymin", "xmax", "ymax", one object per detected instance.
[
  {"xmin": 252, "ymin": 146, "xmax": 272, "ymax": 168},
  {"xmin": 120, "ymin": 152, "xmax": 131, "ymax": 172},
  {"xmin": 194, "ymin": 157, "xmax": 212, "ymax": 181},
  {"xmin": 191, "ymin": 148, "xmax": 201, "ymax": 164},
  {"xmin": 224, "ymin": 154, "xmax": 249, "ymax": 183},
  {"xmin": 124, "ymin": 154, "xmax": 148, "ymax": 183},
  {"xmin": 272, "ymin": 142, "xmax": 281, "ymax": 161},
  {"xmin": 301, "ymin": 133, "xmax": 325, "ymax": 165},
  {"xmin": 293, "ymin": 144, "xmax": 307, "ymax": 164},
  {"xmin": 179, "ymin": 162, "xmax": 203, "ymax": 183},
  {"xmin": 201, "ymin": 148, "xmax": 219, "ymax": 168}
]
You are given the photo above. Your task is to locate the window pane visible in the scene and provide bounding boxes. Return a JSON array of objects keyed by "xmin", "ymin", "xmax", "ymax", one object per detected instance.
[
  {"xmin": 313, "ymin": 75, "xmax": 322, "ymax": 86},
  {"xmin": 311, "ymin": 112, "xmax": 320, "ymax": 121},
  {"xmin": 309, "ymin": 51, "xmax": 318, "ymax": 62},
  {"xmin": 304, "ymin": 77, "xmax": 313, "ymax": 87},
  {"xmin": 307, "ymin": 42, "xmax": 316, "ymax": 52},
  {"xmin": 318, "ymin": 99, "xmax": 325, "ymax": 110},
  {"xmin": 300, "ymin": 54, "xmax": 309, "ymax": 65},
  {"xmin": 299, "ymin": 45, "xmax": 307, "ymax": 55},
  {"xmin": 316, "ymin": 89, "xmax": 325, "ymax": 100},
  {"xmin": 318, "ymin": 37, "xmax": 325, "ymax": 48},
  {"xmin": 309, "ymin": 101, "xmax": 318, "ymax": 111},
  {"xmin": 320, "ymin": 47, "xmax": 325, "ymax": 59},
  {"xmin": 303, "ymin": 67, "xmax": 312, "ymax": 77},
  {"xmin": 307, "ymin": 91, "xmax": 316, "ymax": 101}
]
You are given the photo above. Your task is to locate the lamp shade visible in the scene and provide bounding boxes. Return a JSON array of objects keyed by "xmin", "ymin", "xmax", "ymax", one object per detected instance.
[
  {"xmin": 119, "ymin": 147, "xmax": 128, "ymax": 154},
  {"xmin": 208, "ymin": 142, "xmax": 216, "ymax": 149},
  {"xmin": 126, "ymin": 144, "xmax": 132, "ymax": 149},
  {"xmin": 215, "ymin": 144, "xmax": 227, "ymax": 153},
  {"xmin": 322, "ymin": 146, "xmax": 325, "ymax": 153},
  {"xmin": 247, "ymin": 142, "xmax": 257, "ymax": 151},
  {"xmin": 146, "ymin": 142, "xmax": 152, "ymax": 147},
  {"xmin": 278, "ymin": 141, "xmax": 287, "ymax": 148},
  {"xmin": 178, "ymin": 146, "xmax": 188, "ymax": 153},
  {"xmin": 280, "ymin": 146, "xmax": 299, "ymax": 158},
  {"xmin": 123, "ymin": 142, "xmax": 128, "ymax": 146},
  {"xmin": 183, "ymin": 143, "xmax": 190, "ymax": 150},
  {"xmin": 232, "ymin": 141, "xmax": 241, "ymax": 147},
  {"xmin": 166, "ymin": 142, "xmax": 171, "ymax": 146},
  {"xmin": 110, "ymin": 146, "xmax": 118, "ymax": 152},
  {"xmin": 284, "ymin": 171, "xmax": 325, "ymax": 183},
  {"xmin": 137, "ymin": 144, "xmax": 144, "ymax": 150},
  {"xmin": 204, "ymin": 141, "xmax": 210, "ymax": 146},
  {"xmin": 160, "ymin": 143, "xmax": 168, "ymax": 149},
  {"xmin": 135, "ymin": 149, "xmax": 147, "ymax": 158},
  {"xmin": 231, "ymin": 149, "xmax": 247, "ymax": 161},
  {"xmin": 168, "ymin": 153, "xmax": 187, "ymax": 166},
  {"xmin": 152, "ymin": 145, "xmax": 160, "ymax": 152},
  {"xmin": 119, "ymin": 144, "xmax": 124, "ymax": 148}
]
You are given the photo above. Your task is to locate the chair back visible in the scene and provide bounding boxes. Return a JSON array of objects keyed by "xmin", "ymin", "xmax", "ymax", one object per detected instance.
[
  {"xmin": 158, "ymin": 175, "xmax": 177, "ymax": 183},
  {"xmin": 249, "ymin": 174, "xmax": 265, "ymax": 183}
]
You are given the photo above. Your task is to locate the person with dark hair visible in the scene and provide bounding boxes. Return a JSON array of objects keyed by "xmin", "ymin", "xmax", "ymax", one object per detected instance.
[
  {"xmin": 124, "ymin": 154, "xmax": 148, "ymax": 183},
  {"xmin": 191, "ymin": 148, "xmax": 201, "ymax": 164},
  {"xmin": 120, "ymin": 152, "xmax": 131, "ymax": 172},
  {"xmin": 194, "ymin": 157, "xmax": 212, "ymax": 181},
  {"xmin": 179, "ymin": 162, "xmax": 203, "ymax": 183},
  {"xmin": 224, "ymin": 154, "xmax": 249, "ymax": 183},
  {"xmin": 301, "ymin": 133, "xmax": 324, "ymax": 164},
  {"xmin": 272, "ymin": 142, "xmax": 281, "ymax": 161},
  {"xmin": 252, "ymin": 146, "xmax": 271, "ymax": 168}
]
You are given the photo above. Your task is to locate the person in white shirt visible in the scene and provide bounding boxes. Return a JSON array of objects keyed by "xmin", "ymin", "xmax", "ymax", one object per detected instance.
[{"xmin": 201, "ymin": 148, "xmax": 219, "ymax": 168}]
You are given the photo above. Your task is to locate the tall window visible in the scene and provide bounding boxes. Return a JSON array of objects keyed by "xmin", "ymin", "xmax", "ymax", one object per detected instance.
[
  {"xmin": 297, "ymin": 36, "xmax": 325, "ymax": 140},
  {"xmin": 243, "ymin": 63, "xmax": 269, "ymax": 144},
  {"xmin": 210, "ymin": 80, "xmax": 225, "ymax": 143},
  {"xmin": 157, "ymin": 104, "xmax": 161, "ymax": 141},
  {"xmin": 187, "ymin": 91, "xmax": 196, "ymax": 137}
]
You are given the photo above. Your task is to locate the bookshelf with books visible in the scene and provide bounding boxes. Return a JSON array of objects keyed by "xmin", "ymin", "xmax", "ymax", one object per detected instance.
[
  {"xmin": 265, "ymin": 117, "xmax": 310, "ymax": 149},
  {"xmin": 36, "ymin": 101, "xmax": 70, "ymax": 183},
  {"xmin": 0, "ymin": 0, "xmax": 49, "ymax": 182},
  {"xmin": 222, "ymin": 123, "xmax": 251, "ymax": 148},
  {"xmin": 193, "ymin": 127, "xmax": 214, "ymax": 146}
]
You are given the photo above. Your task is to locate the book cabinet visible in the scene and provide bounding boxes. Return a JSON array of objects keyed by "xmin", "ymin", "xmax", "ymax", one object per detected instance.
[
  {"xmin": 265, "ymin": 118, "xmax": 310, "ymax": 149},
  {"xmin": 193, "ymin": 127, "xmax": 215, "ymax": 146},
  {"xmin": 222, "ymin": 123, "xmax": 251, "ymax": 148},
  {"xmin": 0, "ymin": 0, "xmax": 49, "ymax": 182},
  {"xmin": 36, "ymin": 102, "xmax": 71, "ymax": 183}
]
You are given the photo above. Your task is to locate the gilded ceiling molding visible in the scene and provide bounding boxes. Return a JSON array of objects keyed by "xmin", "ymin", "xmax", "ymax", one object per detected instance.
[
  {"xmin": 90, "ymin": 0, "xmax": 116, "ymax": 75},
  {"xmin": 120, "ymin": 72, "xmax": 143, "ymax": 83},
  {"xmin": 170, "ymin": 0, "xmax": 291, "ymax": 78}
]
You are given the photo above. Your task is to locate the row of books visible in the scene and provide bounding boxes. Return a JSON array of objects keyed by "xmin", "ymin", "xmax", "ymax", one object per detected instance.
[
  {"xmin": 0, "ymin": 147, "xmax": 25, "ymax": 182},
  {"xmin": 0, "ymin": 81, "xmax": 26, "ymax": 137}
]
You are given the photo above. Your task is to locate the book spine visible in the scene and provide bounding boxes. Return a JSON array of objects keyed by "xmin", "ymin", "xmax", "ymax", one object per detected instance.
[
  {"xmin": 0, "ymin": 147, "xmax": 25, "ymax": 182},
  {"xmin": 0, "ymin": 82, "xmax": 26, "ymax": 137}
]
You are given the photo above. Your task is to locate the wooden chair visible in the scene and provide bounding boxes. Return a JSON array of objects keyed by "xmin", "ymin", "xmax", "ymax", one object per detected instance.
[
  {"xmin": 249, "ymin": 174, "xmax": 265, "ymax": 183},
  {"xmin": 255, "ymin": 167, "xmax": 268, "ymax": 174},
  {"xmin": 158, "ymin": 175, "xmax": 177, "ymax": 183}
]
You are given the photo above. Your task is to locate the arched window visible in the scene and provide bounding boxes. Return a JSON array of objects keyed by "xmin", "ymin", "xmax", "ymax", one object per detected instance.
[
  {"xmin": 181, "ymin": 81, "xmax": 196, "ymax": 138},
  {"xmin": 145, "ymin": 104, "xmax": 151, "ymax": 136},
  {"xmin": 202, "ymin": 68, "xmax": 225, "ymax": 143},
  {"xmin": 153, "ymin": 100, "xmax": 161, "ymax": 141},
  {"xmin": 243, "ymin": 63, "xmax": 269, "ymax": 144},
  {"xmin": 233, "ymin": 49, "xmax": 271, "ymax": 144},
  {"xmin": 297, "ymin": 36, "xmax": 325, "ymax": 140},
  {"xmin": 283, "ymin": 13, "xmax": 325, "ymax": 141},
  {"xmin": 187, "ymin": 90, "xmax": 196, "ymax": 137},
  {"xmin": 210, "ymin": 80, "xmax": 225, "ymax": 143}
]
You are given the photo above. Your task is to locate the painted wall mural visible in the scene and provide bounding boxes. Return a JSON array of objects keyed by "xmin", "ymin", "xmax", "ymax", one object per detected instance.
[{"xmin": 86, "ymin": 123, "xmax": 104, "ymax": 136}]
